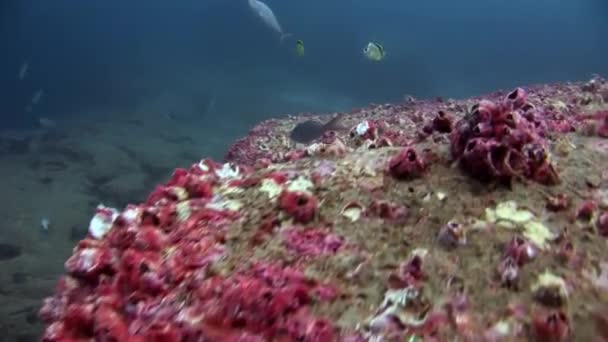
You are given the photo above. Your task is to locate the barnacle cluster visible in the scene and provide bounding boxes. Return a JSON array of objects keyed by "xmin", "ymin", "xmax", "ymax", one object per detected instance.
[
  {"xmin": 387, "ymin": 147, "xmax": 427, "ymax": 180},
  {"xmin": 450, "ymin": 88, "xmax": 560, "ymax": 185}
]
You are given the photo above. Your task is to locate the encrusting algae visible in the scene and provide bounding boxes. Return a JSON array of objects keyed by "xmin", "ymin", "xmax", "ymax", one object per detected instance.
[
  {"xmin": 40, "ymin": 77, "xmax": 608, "ymax": 340},
  {"xmin": 484, "ymin": 200, "xmax": 555, "ymax": 250}
]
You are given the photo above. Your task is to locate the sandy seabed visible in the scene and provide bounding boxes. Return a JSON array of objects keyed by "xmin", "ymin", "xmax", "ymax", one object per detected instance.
[{"xmin": 0, "ymin": 110, "xmax": 229, "ymax": 341}]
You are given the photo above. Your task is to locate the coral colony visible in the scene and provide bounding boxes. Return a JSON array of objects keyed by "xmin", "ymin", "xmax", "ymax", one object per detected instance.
[{"xmin": 41, "ymin": 77, "xmax": 608, "ymax": 340}]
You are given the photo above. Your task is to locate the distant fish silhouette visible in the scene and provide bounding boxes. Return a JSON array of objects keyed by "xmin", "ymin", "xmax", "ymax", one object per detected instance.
[
  {"xmin": 289, "ymin": 114, "xmax": 346, "ymax": 144},
  {"xmin": 248, "ymin": 0, "xmax": 292, "ymax": 41},
  {"xmin": 32, "ymin": 89, "xmax": 44, "ymax": 105},
  {"xmin": 40, "ymin": 217, "xmax": 51, "ymax": 234},
  {"xmin": 18, "ymin": 62, "xmax": 29, "ymax": 80}
]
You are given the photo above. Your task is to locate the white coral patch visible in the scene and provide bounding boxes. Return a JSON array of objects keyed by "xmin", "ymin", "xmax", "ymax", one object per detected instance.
[
  {"xmin": 341, "ymin": 204, "xmax": 363, "ymax": 222},
  {"xmin": 79, "ymin": 248, "xmax": 96, "ymax": 271},
  {"xmin": 215, "ymin": 163, "xmax": 240, "ymax": 179},
  {"xmin": 122, "ymin": 206, "xmax": 140, "ymax": 222},
  {"xmin": 206, "ymin": 195, "xmax": 242, "ymax": 211},
  {"xmin": 485, "ymin": 201, "xmax": 555, "ymax": 249},
  {"xmin": 355, "ymin": 120, "xmax": 370, "ymax": 136},
  {"xmin": 176, "ymin": 201, "xmax": 191, "ymax": 222},
  {"xmin": 88, "ymin": 205, "xmax": 119, "ymax": 239},
  {"xmin": 287, "ymin": 176, "xmax": 314, "ymax": 193},
  {"xmin": 260, "ymin": 178, "xmax": 283, "ymax": 199},
  {"xmin": 197, "ymin": 160, "xmax": 209, "ymax": 172}
]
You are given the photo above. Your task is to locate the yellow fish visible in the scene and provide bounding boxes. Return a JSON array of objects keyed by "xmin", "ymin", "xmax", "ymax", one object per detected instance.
[
  {"xmin": 363, "ymin": 41, "xmax": 386, "ymax": 62},
  {"xmin": 295, "ymin": 40, "xmax": 305, "ymax": 56}
]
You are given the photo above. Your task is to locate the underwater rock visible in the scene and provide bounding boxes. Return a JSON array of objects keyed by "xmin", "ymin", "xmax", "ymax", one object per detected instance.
[
  {"xmin": 40, "ymin": 77, "xmax": 608, "ymax": 340},
  {"xmin": 0, "ymin": 242, "xmax": 22, "ymax": 261},
  {"xmin": 224, "ymin": 79, "xmax": 606, "ymax": 167}
]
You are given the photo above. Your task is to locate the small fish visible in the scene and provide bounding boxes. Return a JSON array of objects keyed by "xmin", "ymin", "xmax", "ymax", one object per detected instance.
[
  {"xmin": 31, "ymin": 89, "xmax": 44, "ymax": 105},
  {"xmin": 40, "ymin": 217, "xmax": 51, "ymax": 233},
  {"xmin": 363, "ymin": 42, "xmax": 386, "ymax": 62},
  {"xmin": 248, "ymin": 0, "xmax": 292, "ymax": 41},
  {"xmin": 289, "ymin": 114, "xmax": 346, "ymax": 144},
  {"xmin": 18, "ymin": 62, "xmax": 29, "ymax": 80},
  {"xmin": 295, "ymin": 40, "xmax": 305, "ymax": 56}
]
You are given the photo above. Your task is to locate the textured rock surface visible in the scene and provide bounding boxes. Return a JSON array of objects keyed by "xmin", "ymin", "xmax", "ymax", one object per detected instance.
[{"xmin": 40, "ymin": 77, "xmax": 608, "ymax": 340}]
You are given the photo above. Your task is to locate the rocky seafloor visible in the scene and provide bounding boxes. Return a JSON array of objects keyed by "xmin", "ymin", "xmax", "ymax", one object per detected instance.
[{"xmin": 40, "ymin": 76, "xmax": 608, "ymax": 341}]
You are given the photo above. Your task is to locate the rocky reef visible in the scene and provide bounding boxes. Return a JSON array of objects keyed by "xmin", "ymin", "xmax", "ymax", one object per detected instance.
[{"xmin": 40, "ymin": 76, "xmax": 608, "ymax": 340}]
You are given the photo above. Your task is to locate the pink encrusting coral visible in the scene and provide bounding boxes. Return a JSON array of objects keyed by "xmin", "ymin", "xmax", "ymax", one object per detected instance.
[
  {"xmin": 40, "ymin": 76, "xmax": 608, "ymax": 341},
  {"xmin": 39, "ymin": 160, "xmax": 342, "ymax": 341},
  {"xmin": 282, "ymin": 227, "xmax": 345, "ymax": 257}
]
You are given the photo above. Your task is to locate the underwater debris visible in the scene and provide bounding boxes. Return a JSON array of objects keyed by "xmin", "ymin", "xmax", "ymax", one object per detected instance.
[{"xmin": 341, "ymin": 202, "xmax": 364, "ymax": 222}]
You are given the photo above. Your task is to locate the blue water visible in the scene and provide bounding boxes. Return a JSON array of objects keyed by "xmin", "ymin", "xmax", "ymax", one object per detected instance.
[
  {"xmin": 0, "ymin": 0, "xmax": 606, "ymax": 134},
  {"xmin": 0, "ymin": 2, "xmax": 606, "ymax": 339}
]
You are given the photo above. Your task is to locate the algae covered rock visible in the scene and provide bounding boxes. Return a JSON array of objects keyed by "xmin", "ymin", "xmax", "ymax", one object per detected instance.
[{"xmin": 40, "ymin": 78, "xmax": 608, "ymax": 341}]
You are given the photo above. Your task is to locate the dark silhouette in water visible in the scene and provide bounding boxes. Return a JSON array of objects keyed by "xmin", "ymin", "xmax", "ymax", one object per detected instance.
[
  {"xmin": 289, "ymin": 114, "xmax": 345, "ymax": 144},
  {"xmin": 0, "ymin": 242, "xmax": 21, "ymax": 261}
]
